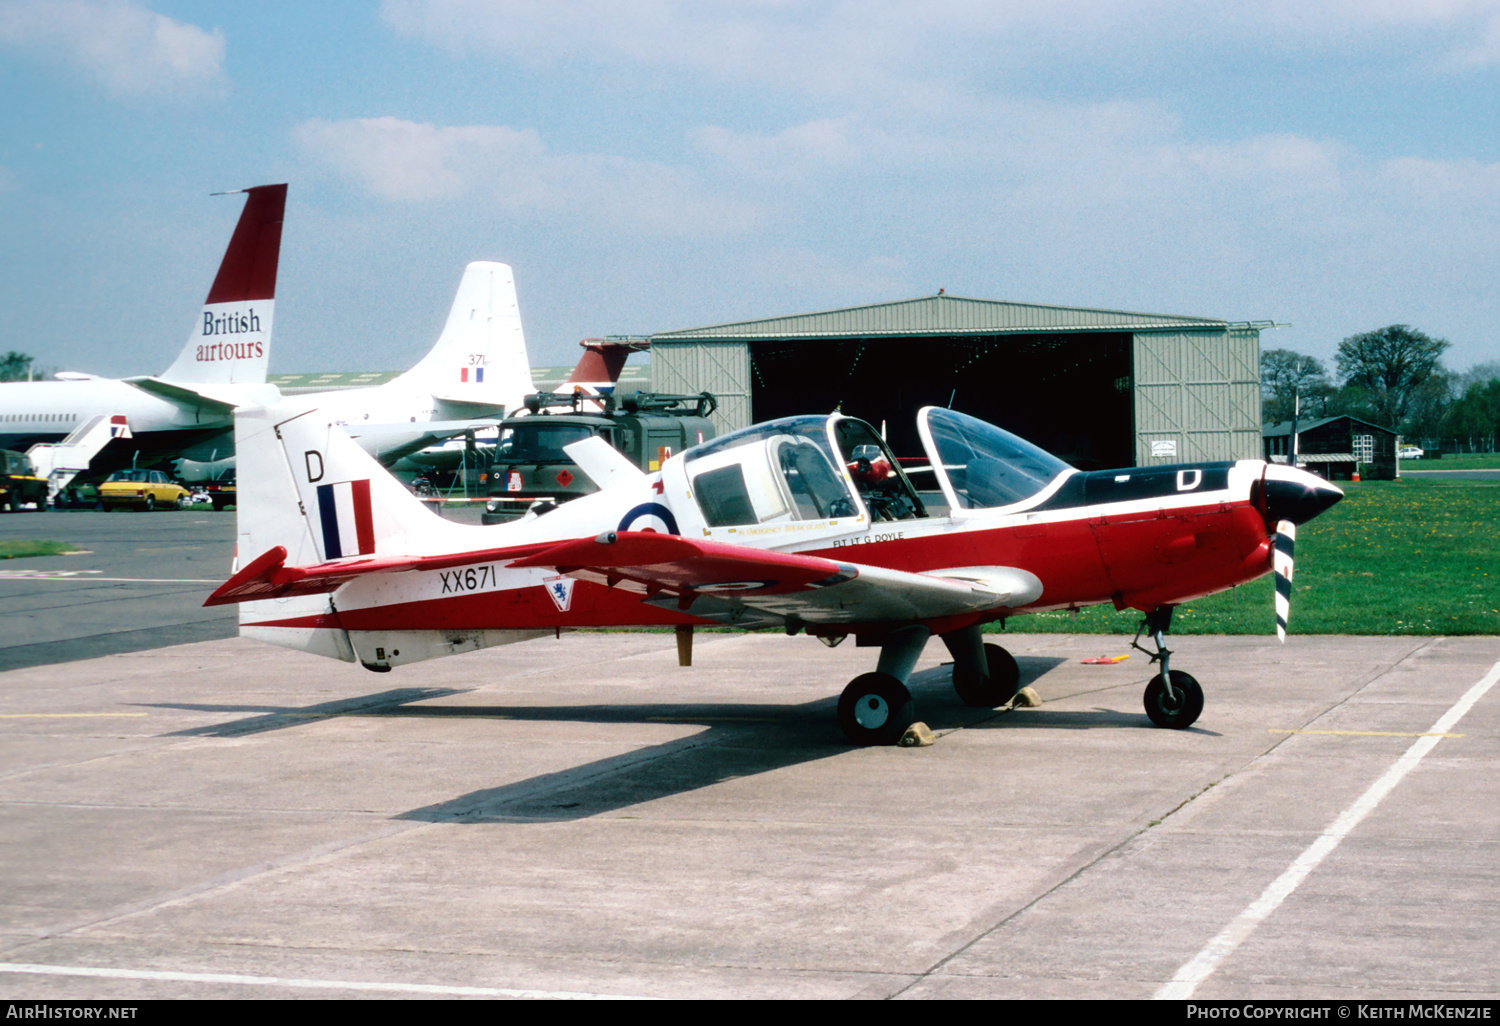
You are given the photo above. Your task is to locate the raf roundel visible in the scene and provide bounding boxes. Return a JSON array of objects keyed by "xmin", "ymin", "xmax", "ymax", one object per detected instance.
[{"xmin": 617, "ymin": 502, "xmax": 679, "ymax": 536}]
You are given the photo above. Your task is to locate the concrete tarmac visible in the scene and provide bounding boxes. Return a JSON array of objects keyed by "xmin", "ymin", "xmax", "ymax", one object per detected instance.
[
  {"xmin": 0, "ymin": 627, "xmax": 1496, "ymax": 1000},
  {"xmin": 0, "ymin": 510, "xmax": 237, "ymax": 671}
]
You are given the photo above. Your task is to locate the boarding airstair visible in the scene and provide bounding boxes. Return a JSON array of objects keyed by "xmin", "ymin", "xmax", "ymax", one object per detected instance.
[{"xmin": 27, "ymin": 414, "xmax": 132, "ymax": 503}]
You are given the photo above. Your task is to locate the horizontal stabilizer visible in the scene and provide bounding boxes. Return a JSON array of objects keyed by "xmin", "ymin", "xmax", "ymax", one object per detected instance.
[
  {"xmin": 430, "ymin": 395, "xmax": 510, "ymax": 420},
  {"xmin": 124, "ymin": 376, "xmax": 279, "ymax": 415},
  {"xmin": 206, "ymin": 538, "xmax": 559, "ymax": 606}
]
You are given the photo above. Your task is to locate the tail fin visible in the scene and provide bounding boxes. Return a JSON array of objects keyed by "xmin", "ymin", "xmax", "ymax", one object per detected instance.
[
  {"xmin": 161, "ymin": 184, "xmax": 286, "ymax": 386},
  {"xmin": 553, "ymin": 338, "xmax": 648, "ymax": 411},
  {"xmin": 395, "ymin": 261, "xmax": 536, "ymax": 417},
  {"xmin": 235, "ymin": 399, "xmax": 466, "ymax": 570},
  {"xmin": 563, "ymin": 338, "xmax": 647, "ymax": 391}
]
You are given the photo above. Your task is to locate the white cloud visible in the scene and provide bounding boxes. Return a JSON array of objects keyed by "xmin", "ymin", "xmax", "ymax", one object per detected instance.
[
  {"xmin": 0, "ymin": 0, "xmax": 225, "ymax": 98},
  {"xmin": 693, "ymin": 118, "xmax": 869, "ymax": 182},
  {"xmin": 294, "ymin": 116, "xmax": 759, "ymax": 236},
  {"xmin": 379, "ymin": 0, "xmax": 1500, "ymax": 99}
]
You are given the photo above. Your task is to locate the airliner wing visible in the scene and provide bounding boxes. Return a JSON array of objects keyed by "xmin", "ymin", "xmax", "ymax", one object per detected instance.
[
  {"xmin": 343, "ymin": 419, "xmax": 503, "ymax": 466},
  {"xmin": 124, "ymin": 376, "xmax": 279, "ymax": 415}
]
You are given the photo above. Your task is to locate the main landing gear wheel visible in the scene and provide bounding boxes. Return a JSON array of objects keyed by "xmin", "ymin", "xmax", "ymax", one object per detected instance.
[
  {"xmin": 951, "ymin": 642, "xmax": 1020, "ymax": 707},
  {"xmin": 1144, "ymin": 672, "xmax": 1204, "ymax": 729},
  {"xmin": 838, "ymin": 672, "xmax": 915, "ymax": 747}
]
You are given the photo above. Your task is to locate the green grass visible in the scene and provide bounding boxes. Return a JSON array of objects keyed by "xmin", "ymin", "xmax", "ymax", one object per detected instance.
[
  {"xmin": 1416, "ymin": 453, "xmax": 1500, "ymax": 470},
  {"xmin": 1019, "ymin": 477, "xmax": 1500, "ymax": 637},
  {"xmin": 0, "ymin": 539, "xmax": 73, "ymax": 559}
]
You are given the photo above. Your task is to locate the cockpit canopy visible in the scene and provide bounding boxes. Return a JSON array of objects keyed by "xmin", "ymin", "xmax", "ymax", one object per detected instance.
[
  {"xmin": 676, "ymin": 407, "xmax": 1071, "ymax": 530},
  {"xmin": 681, "ymin": 414, "xmax": 927, "ymax": 528},
  {"xmin": 916, "ymin": 407, "xmax": 1075, "ymax": 512}
]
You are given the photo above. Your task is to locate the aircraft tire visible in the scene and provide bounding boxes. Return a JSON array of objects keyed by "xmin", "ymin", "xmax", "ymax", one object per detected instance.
[
  {"xmin": 1144, "ymin": 672, "xmax": 1203, "ymax": 729},
  {"xmin": 952, "ymin": 642, "xmax": 1020, "ymax": 707},
  {"xmin": 838, "ymin": 672, "xmax": 915, "ymax": 747}
]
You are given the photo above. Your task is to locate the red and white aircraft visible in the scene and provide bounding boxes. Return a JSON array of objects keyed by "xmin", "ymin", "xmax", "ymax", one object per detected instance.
[{"xmin": 210, "ymin": 404, "xmax": 1343, "ymax": 744}]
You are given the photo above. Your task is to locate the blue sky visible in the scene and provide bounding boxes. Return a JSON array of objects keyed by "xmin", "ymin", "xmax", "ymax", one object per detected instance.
[{"xmin": 2, "ymin": 1, "xmax": 1498, "ymax": 378}]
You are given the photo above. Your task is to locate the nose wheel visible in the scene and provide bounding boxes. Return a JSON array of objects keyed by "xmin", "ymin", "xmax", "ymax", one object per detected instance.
[
  {"xmin": 1132, "ymin": 606, "xmax": 1204, "ymax": 729},
  {"xmin": 837, "ymin": 673, "xmax": 915, "ymax": 746},
  {"xmin": 1143, "ymin": 671, "xmax": 1203, "ymax": 729}
]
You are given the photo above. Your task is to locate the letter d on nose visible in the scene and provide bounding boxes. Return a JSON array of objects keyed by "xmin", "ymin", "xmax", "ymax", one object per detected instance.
[{"xmin": 305, "ymin": 450, "xmax": 324, "ymax": 483}]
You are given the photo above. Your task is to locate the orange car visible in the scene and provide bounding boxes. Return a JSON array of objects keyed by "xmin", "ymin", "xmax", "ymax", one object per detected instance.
[{"xmin": 98, "ymin": 469, "xmax": 191, "ymax": 511}]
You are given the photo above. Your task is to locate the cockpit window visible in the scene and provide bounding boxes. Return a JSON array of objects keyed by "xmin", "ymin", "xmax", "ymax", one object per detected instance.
[
  {"xmin": 684, "ymin": 417, "xmax": 858, "ymax": 527},
  {"xmin": 496, "ymin": 423, "xmax": 594, "ymax": 463},
  {"xmin": 919, "ymin": 407, "xmax": 1074, "ymax": 510}
]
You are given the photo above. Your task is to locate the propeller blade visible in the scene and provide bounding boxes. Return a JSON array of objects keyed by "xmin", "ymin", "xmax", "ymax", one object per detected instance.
[{"xmin": 1273, "ymin": 519, "xmax": 1296, "ymax": 642}]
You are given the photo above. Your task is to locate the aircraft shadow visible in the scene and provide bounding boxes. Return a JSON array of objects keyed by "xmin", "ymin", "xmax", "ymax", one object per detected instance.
[
  {"xmin": 145, "ymin": 688, "xmax": 471, "ymax": 737},
  {"xmin": 394, "ymin": 654, "xmax": 1080, "ymax": 824},
  {"xmin": 140, "ymin": 654, "xmax": 1219, "ymax": 822}
]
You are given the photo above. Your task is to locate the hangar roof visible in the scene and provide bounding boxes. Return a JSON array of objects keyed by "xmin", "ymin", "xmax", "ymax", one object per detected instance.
[{"xmin": 652, "ymin": 294, "xmax": 1230, "ymax": 341}]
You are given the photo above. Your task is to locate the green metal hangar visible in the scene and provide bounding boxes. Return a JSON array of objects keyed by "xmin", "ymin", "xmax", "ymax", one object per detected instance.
[{"xmin": 648, "ymin": 294, "xmax": 1265, "ymax": 470}]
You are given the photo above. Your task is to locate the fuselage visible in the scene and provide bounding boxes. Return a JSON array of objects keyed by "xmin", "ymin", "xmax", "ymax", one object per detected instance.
[
  {"xmin": 234, "ymin": 408, "xmax": 1344, "ymax": 670},
  {"xmin": 300, "ymin": 463, "xmax": 1271, "ymax": 632}
]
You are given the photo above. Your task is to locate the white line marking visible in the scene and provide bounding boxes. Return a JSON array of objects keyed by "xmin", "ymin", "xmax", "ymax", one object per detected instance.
[
  {"xmin": 1156, "ymin": 656, "xmax": 1500, "ymax": 1000},
  {"xmin": 0, "ymin": 962, "xmax": 652, "ymax": 1000},
  {"xmin": 0, "ymin": 570, "xmax": 220, "ymax": 583}
]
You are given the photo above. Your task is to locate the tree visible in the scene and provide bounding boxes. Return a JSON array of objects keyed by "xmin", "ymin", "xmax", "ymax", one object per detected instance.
[
  {"xmin": 0, "ymin": 351, "xmax": 34, "ymax": 382},
  {"xmin": 1443, "ymin": 378, "xmax": 1500, "ymax": 452},
  {"xmin": 1260, "ymin": 348, "xmax": 1331, "ymax": 424},
  {"xmin": 1334, "ymin": 325, "xmax": 1450, "ymax": 430}
]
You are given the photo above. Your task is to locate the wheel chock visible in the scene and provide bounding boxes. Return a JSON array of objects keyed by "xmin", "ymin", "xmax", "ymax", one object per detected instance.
[
  {"xmin": 898, "ymin": 721, "xmax": 935, "ymax": 747},
  {"xmin": 1011, "ymin": 686, "xmax": 1042, "ymax": 708}
]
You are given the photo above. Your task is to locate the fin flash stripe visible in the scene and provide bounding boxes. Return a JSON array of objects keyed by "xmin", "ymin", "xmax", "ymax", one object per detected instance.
[{"xmin": 317, "ymin": 479, "xmax": 375, "ymax": 559}]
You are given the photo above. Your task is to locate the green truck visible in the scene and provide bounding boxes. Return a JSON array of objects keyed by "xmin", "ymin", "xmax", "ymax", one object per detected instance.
[
  {"xmin": 481, "ymin": 391, "xmax": 718, "ymax": 524},
  {"xmin": 0, "ymin": 450, "xmax": 48, "ymax": 511}
]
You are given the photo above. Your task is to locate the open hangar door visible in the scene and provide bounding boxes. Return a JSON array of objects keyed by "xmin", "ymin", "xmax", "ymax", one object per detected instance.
[{"xmin": 747, "ymin": 332, "xmax": 1135, "ymax": 470}]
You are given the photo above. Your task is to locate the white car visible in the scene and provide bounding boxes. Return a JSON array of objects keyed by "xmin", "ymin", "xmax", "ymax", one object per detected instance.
[{"xmin": 1398, "ymin": 446, "xmax": 1424, "ymax": 459}]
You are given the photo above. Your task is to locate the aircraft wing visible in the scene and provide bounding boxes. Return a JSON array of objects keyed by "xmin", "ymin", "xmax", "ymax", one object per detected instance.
[
  {"xmin": 343, "ymin": 419, "xmax": 501, "ymax": 466},
  {"xmin": 508, "ymin": 531, "xmax": 1038, "ymax": 628},
  {"xmin": 208, "ymin": 531, "xmax": 1039, "ymax": 630}
]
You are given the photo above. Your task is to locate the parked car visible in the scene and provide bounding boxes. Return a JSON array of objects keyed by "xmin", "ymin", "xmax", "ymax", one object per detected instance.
[
  {"xmin": 1398, "ymin": 445, "xmax": 1424, "ymax": 459},
  {"xmin": 98, "ymin": 469, "xmax": 191, "ymax": 511}
]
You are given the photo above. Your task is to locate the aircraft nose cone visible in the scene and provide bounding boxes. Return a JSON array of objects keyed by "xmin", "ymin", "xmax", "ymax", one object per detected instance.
[{"xmin": 1262, "ymin": 464, "xmax": 1344, "ymax": 526}]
